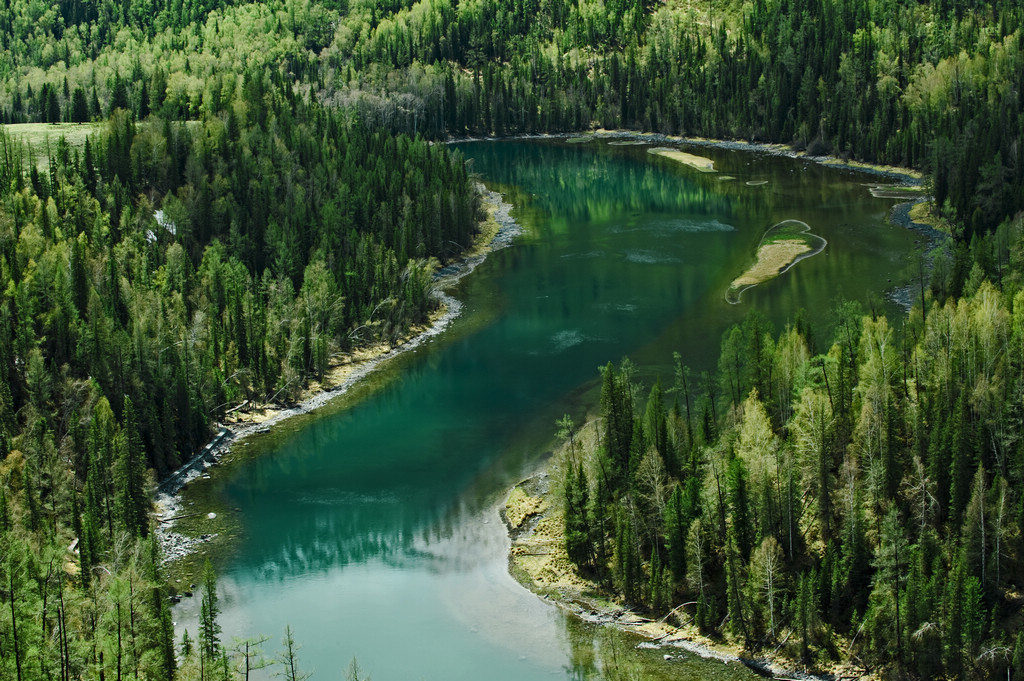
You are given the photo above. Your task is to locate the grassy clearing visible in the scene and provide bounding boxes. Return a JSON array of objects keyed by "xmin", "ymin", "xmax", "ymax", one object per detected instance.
[
  {"xmin": 460, "ymin": 186, "xmax": 505, "ymax": 259},
  {"xmin": 762, "ymin": 219, "xmax": 817, "ymax": 244},
  {"xmin": 731, "ymin": 240, "xmax": 813, "ymax": 286},
  {"xmin": 867, "ymin": 182, "xmax": 927, "ymax": 199},
  {"xmin": 647, "ymin": 146, "xmax": 716, "ymax": 172},
  {"xmin": 566, "ymin": 134, "xmax": 595, "ymax": 143},
  {"xmin": 727, "ymin": 219, "xmax": 826, "ymax": 303},
  {"xmin": 908, "ymin": 200, "xmax": 954, "ymax": 232},
  {"xmin": 504, "ymin": 486, "xmax": 543, "ymax": 530},
  {"xmin": 820, "ymin": 157, "xmax": 925, "ymax": 181},
  {"xmin": 4, "ymin": 122, "xmax": 102, "ymax": 166}
]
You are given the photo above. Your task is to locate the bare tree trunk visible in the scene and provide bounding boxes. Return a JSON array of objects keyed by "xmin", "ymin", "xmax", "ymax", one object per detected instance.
[
  {"xmin": 57, "ymin": 569, "xmax": 69, "ymax": 681},
  {"xmin": 995, "ymin": 483, "xmax": 1004, "ymax": 588},
  {"xmin": 981, "ymin": 477, "xmax": 986, "ymax": 588},
  {"xmin": 9, "ymin": 565, "xmax": 23, "ymax": 681},
  {"xmin": 116, "ymin": 599, "xmax": 123, "ymax": 681},
  {"xmin": 40, "ymin": 558, "xmax": 54, "ymax": 681},
  {"xmin": 129, "ymin": 575, "xmax": 139, "ymax": 680}
]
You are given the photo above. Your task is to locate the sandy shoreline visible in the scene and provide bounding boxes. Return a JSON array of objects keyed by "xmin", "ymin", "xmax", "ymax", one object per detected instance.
[{"xmin": 155, "ymin": 185, "xmax": 520, "ymax": 565}]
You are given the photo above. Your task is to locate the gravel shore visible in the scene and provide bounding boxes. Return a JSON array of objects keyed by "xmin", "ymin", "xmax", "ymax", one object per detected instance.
[{"xmin": 156, "ymin": 187, "xmax": 521, "ymax": 566}]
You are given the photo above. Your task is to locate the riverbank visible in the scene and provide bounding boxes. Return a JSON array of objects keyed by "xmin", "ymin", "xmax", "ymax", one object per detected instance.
[
  {"xmin": 450, "ymin": 130, "xmax": 925, "ymax": 186},
  {"xmin": 155, "ymin": 185, "xmax": 520, "ymax": 574},
  {"xmin": 454, "ymin": 130, "xmax": 930, "ymax": 313},
  {"xmin": 502, "ymin": 422, "xmax": 871, "ymax": 681},
  {"xmin": 884, "ymin": 200, "xmax": 950, "ymax": 311},
  {"xmin": 590, "ymin": 130, "xmax": 924, "ymax": 185}
]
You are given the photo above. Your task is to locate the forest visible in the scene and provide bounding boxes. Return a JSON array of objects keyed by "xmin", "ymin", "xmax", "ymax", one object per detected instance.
[
  {"xmin": 558, "ymin": 212, "xmax": 1024, "ymax": 677},
  {"xmin": 0, "ymin": 67, "xmax": 478, "ymax": 681},
  {"xmin": 1, "ymin": 0, "xmax": 1022, "ymax": 233},
  {"xmin": 0, "ymin": 0, "xmax": 1021, "ymax": 679}
]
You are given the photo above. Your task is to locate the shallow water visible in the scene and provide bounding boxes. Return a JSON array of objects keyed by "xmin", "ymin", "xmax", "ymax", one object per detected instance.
[{"xmin": 174, "ymin": 139, "xmax": 918, "ymax": 680}]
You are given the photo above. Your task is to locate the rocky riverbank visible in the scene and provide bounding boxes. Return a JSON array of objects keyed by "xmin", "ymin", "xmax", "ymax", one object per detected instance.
[
  {"xmin": 155, "ymin": 186, "xmax": 521, "ymax": 568},
  {"xmin": 451, "ymin": 130, "xmax": 924, "ymax": 185},
  {"xmin": 885, "ymin": 200, "xmax": 950, "ymax": 311}
]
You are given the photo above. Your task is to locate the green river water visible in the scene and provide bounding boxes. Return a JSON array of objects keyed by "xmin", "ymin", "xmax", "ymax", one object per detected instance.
[{"xmin": 174, "ymin": 138, "xmax": 919, "ymax": 680}]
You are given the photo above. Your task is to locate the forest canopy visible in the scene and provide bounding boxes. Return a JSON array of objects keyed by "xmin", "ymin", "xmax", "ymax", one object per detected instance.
[
  {"xmin": 0, "ymin": 0, "xmax": 1020, "ymax": 233},
  {"xmin": 556, "ymin": 225, "xmax": 1024, "ymax": 675},
  {"xmin": 0, "ymin": 68, "xmax": 479, "ymax": 681}
]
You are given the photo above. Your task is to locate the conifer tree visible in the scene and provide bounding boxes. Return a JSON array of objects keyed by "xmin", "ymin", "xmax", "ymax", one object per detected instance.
[
  {"xmin": 726, "ymin": 457, "xmax": 752, "ymax": 563},
  {"xmin": 795, "ymin": 570, "xmax": 815, "ymax": 663},
  {"xmin": 71, "ymin": 87, "xmax": 90, "ymax": 122},
  {"xmin": 614, "ymin": 506, "xmax": 641, "ymax": 605},
  {"xmin": 663, "ymin": 483, "xmax": 691, "ymax": 585},
  {"xmin": 642, "ymin": 381, "xmax": 670, "ymax": 471},
  {"xmin": 564, "ymin": 462, "xmax": 592, "ymax": 570},
  {"xmin": 199, "ymin": 560, "xmax": 222, "ymax": 671},
  {"xmin": 114, "ymin": 397, "xmax": 148, "ymax": 538}
]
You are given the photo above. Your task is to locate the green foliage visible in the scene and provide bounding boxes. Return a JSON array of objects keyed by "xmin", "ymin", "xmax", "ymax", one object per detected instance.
[
  {"xmin": 557, "ymin": 227, "xmax": 1024, "ymax": 674},
  {"xmin": 0, "ymin": 52, "xmax": 479, "ymax": 681},
  {"xmin": 564, "ymin": 461, "xmax": 592, "ymax": 571},
  {"xmin": 0, "ymin": 0, "xmax": 1022, "ymax": 677},
  {"xmin": 199, "ymin": 560, "xmax": 222, "ymax": 667}
]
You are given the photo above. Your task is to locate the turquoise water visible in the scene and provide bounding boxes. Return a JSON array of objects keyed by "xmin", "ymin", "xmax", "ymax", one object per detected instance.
[{"xmin": 175, "ymin": 139, "xmax": 918, "ymax": 680}]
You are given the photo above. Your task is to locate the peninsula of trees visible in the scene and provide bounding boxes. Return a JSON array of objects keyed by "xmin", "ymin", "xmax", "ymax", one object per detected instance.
[{"xmin": 559, "ymin": 229, "xmax": 1024, "ymax": 676}]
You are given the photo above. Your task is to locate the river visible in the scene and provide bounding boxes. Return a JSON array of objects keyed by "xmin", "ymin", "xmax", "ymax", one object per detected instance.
[{"xmin": 173, "ymin": 138, "xmax": 919, "ymax": 680}]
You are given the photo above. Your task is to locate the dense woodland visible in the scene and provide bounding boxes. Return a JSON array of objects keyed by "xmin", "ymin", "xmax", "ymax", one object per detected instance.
[
  {"xmin": 0, "ymin": 0, "xmax": 1021, "ymax": 679},
  {"xmin": 559, "ymin": 215, "xmax": 1024, "ymax": 677},
  {"xmin": 1, "ymin": 0, "xmax": 1022, "ymax": 233},
  {"xmin": 0, "ymin": 69, "xmax": 478, "ymax": 681}
]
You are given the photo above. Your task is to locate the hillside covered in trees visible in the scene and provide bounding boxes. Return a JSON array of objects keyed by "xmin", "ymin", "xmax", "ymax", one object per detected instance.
[
  {"xmin": 1, "ymin": 0, "xmax": 1022, "ymax": 234},
  {"xmin": 0, "ymin": 70, "xmax": 479, "ymax": 681},
  {"xmin": 0, "ymin": 0, "xmax": 1022, "ymax": 679},
  {"xmin": 556, "ymin": 213, "xmax": 1024, "ymax": 678}
]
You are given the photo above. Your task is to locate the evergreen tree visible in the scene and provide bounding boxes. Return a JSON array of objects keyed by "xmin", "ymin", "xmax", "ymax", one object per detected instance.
[
  {"xmin": 114, "ymin": 396, "xmax": 148, "ymax": 538},
  {"xmin": 564, "ymin": 462, "xmax": 592, "ymax": 570},
  {"xmin": 726, "ymin": 457, "xmax": 752, "ymax": 563},
  {"xmin": 663, "ymin": 483, "xmax": 692, "ymax": 586},
  {"xmin": 614, "ymin": 506, "xmax": 641, "ymax": 604},
  {"xmin": 199, "ymin": 560, "xmax": 222, "ymax": 669},
  {"xmin": 70, "ymin": 87, "xmax": 90, "ymax": 122}
]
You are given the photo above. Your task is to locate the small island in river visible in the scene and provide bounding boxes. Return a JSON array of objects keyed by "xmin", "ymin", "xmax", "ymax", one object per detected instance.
[
  {"xmin": 647, "ymin": 146, "xmax": 717, "ymax": 172},
  {"xmin": 726, "ymin": 219, "xmax": 826, "ymax": 303}
]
